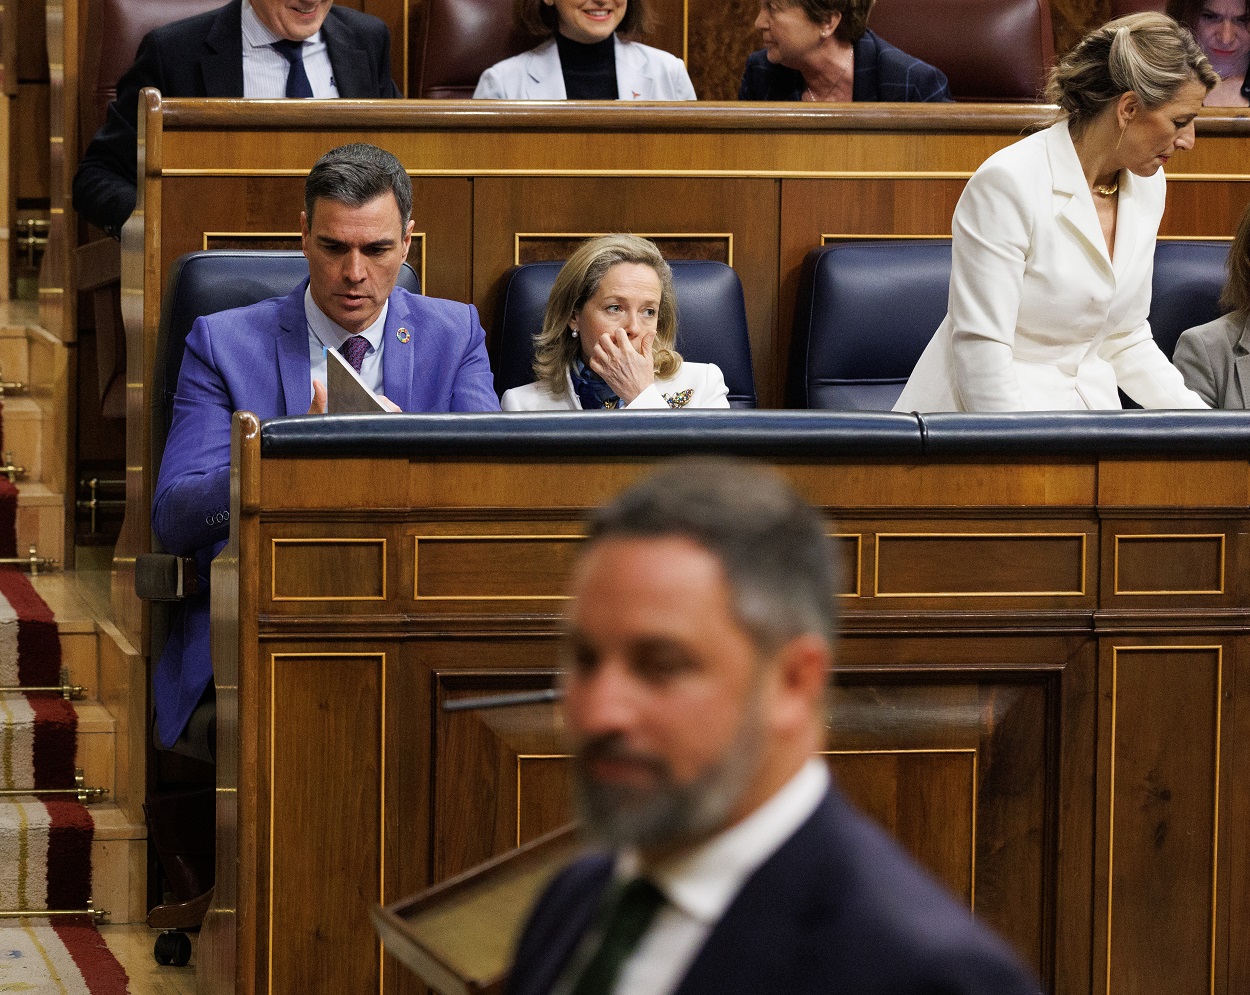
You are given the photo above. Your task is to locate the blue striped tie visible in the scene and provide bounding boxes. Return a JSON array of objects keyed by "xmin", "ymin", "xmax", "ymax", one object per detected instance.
[{"xmin": 271, "ymin": 39, "xmax": 314, "ymax": 98}]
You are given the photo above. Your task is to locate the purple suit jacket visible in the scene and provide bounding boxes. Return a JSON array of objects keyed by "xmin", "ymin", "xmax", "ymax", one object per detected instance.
[{"xmin": 151, "ymin": 281, "xmax": 499, "ymax": 747}]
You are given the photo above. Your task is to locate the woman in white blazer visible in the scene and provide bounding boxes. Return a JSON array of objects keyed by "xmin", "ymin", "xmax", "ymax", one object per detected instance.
[
  {"xmin": 501, "ymin": 235, "xmax": 730, "ymax": 411},
  {"xmin": 894, "ymin": 14, "xmax": 1217, "ymax": 413},
  {"xmin": 473, "ymin": 0, "xmax": 696, "ymax": 101}
]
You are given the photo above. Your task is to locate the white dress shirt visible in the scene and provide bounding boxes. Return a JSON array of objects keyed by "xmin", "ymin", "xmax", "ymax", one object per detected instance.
[
  {"xmin": 241, "ymin": 0, "xmax": 339, "ymax": 98},
  {"xmin": 305, "ymin": 286, "xmax": 388, "ymax": 396},
  {"xmin": 589, "ymin": 759, "xmax": 830, "ymax": 995}
]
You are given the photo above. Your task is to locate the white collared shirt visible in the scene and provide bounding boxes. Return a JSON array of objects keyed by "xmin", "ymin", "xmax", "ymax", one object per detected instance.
[
  {"xmin": 607, "ymin": 759, "xmax": 830, "ymax": 995},
  {"xmin": 240, "ymin": 0, "xmax": 339, "ymax": 98},
  {"xmin": 305, "ymin": 285, "xmax": 388, "ymax": 396}
]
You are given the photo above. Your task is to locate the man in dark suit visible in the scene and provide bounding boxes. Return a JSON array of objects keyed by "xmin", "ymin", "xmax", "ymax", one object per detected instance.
[
  {"xmin": 73, "ymin": 0, "xmax": 401, "ymax": 238},
  {"xmin": 151, "ymin": 143, "xmax": 499, "ymax": 754},
  {"xmin": 508, "ymin": 458, "xmax": 1041, "ymax": 995}
]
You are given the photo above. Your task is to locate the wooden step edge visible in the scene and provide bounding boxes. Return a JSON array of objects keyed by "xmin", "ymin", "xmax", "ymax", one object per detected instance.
[{"xmin": 89, "ymin": 803, "xmax": 147, "ymax": 842}]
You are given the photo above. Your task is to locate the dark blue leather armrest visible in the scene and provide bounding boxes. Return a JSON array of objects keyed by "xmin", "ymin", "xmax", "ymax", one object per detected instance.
[{"xmin": 260, "ymin": 411, "xmax": 925, "ymax": 458}]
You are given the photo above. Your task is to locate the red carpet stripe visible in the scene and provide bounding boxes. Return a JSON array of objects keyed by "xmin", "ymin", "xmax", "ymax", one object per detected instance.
[
  {"xmin": 54, "ymin": 923, "xmax": 131, "ymax": 994},
  {"xmin": 0, "ymin": 568, "xmax": 62, "ymax": 687},
  {"xmin": 0, "ymin": 479, "xmax": 16, "ymax": 560},
  {"xmin": 29, "ymin": 695, "xmax": 77, "ymax": 789},
  {"xmin": 43, "ymin": 800, "xmax": 94, "ymax": 911}
]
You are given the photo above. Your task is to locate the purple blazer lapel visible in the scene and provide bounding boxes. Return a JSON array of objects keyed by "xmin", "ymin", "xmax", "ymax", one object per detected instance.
[
  {"xmin": 381, "ymin": 289, "xmax": 416, "ymax": 411},
  {"xmin": 275, "ymin": 283, "xmax": 312, "ymax": 415}
]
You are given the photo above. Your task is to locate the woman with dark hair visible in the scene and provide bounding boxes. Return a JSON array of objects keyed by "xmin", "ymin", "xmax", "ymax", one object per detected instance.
[
  {"xmin": 501, "ymin": 235, "xmax": 729, "ymax": 410},
  {"xmin": 1173, "ymin": 202, "xmax": 1250, "ymax": 405},
  {"xmin": 474, "ymin": 0, "xmax": 696, "ymax": 100},
  {"xmin": 1172, "ymin": 0, "xmax": 1249, "ymax": 104},
  {"xmin": 739, "ymin": 0, "xmax": 949, "ymax": 102},
  {"xmin": 895, "ymin": 13, "xmax": 1216, "ymax": 412}
]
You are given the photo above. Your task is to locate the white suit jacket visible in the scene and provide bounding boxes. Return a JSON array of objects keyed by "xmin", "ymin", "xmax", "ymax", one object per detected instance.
[
  {"xmin": 500, "ymin": 361, "xmax": 729, "ymax": 409},
  {"xmin": 473, "ymin": 36, "xmax": 696, "ymax": 100},
  {"xmin": 894, "ymin": 120, "xmax": 1207, "ymax": 412}
]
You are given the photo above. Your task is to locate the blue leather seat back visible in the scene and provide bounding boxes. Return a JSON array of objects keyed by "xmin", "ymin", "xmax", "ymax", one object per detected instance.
[
  {"xmin": 1149, "ymin": 240, "xmax": 1230, "ymax": 360},
  {"xmin": 790, "ymin": 241, "xmax": 951, "ymax": 410},
  {"xmin": 494, "ymin": 259, "xmax": 758, "ymax": 408},
  {"xmin": 153, "ymin": 250, "xmax": 420, "ymax": 468}
]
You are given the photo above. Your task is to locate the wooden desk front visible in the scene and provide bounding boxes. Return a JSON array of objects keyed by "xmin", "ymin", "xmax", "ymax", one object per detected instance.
[
  {"xmin": 200, "ymin": 410, "xmax": 1250, "ymax": 995},
  {"xmin": 113, "ymin": 98, "xmax": 1250, "ymax": 649}
]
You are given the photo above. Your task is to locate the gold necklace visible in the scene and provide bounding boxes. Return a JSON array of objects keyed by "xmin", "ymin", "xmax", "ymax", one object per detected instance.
[{"xmin": 1093, "ymin": 178, "xmax": 1119, "ymax": 197}]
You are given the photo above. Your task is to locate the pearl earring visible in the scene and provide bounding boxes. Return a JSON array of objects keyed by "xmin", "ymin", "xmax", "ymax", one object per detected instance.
[{"xmin": 570, "ymin": 328, "xmax": 579, "ymax": 339}]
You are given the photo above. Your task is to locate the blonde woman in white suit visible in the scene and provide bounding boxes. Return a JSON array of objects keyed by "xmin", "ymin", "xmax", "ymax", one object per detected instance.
[
  {"xmin": 501, "ymin": 235, "xmax": 729, "ymax": 411},
  {"xmin": 894, "ymin": 13, "xmax": 1216, "ymax": 413},
  {"xmin": 473, "ymin": 0, "xmax": 696, "ymax": 100}
]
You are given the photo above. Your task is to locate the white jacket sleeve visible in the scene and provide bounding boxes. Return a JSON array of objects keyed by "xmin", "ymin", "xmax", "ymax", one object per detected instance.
[{"xmin": 946, "ymin": 162, "xmax": 1035, "ymax": 411}]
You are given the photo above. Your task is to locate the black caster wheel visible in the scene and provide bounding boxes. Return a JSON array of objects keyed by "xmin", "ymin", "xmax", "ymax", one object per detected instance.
[{"xmin": 153, "ymin": 929, "xmax": 192, "ymax": 967}]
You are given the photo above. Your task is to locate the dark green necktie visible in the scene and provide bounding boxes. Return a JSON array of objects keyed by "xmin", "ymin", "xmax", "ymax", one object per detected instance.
[{"xmin": 568, "ymin": 877, "xmax": 666, "ymax": 995}]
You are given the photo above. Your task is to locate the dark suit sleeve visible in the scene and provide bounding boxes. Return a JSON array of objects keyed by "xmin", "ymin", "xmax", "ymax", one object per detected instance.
[
  {"xmin": 452, "ymin": 304, "xmax": 503, "ymax": 411},
  {"xmin": 71, "ymin": 31, "xmax": 171, "ymax": 235},
  {"xmin": 152, "ymin": 314, "xmax": 235, "ymax": 556}
]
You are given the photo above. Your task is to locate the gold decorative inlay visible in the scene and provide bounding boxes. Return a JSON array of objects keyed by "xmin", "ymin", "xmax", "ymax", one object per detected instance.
[
  {"xmin": 268, "ymin": 652, "xmax": 387, "ymax": 995},
  {"xmin": 822, "ymin": 233, "xmax": 951, "ymax": 243},
  {"xmin": 821, "ymin": 747, "xmax": 978, "ymax": 908},
  {"xmin": 513, "ymin": 232, "xmax": 733, "ymax": 267},
  {"xmin": 413, "ymin": 534, "xmax": 581, "ymax": 602},
  {"xmin": 1106, "ymin": 645, "xmax": 1222, "ymax": 995},
  {"xmin": 1112, "ymin": 533, "xmax": 1226, "ymax": 596},
  {"xmin": 873, "ymin": 532, "xmax": 1087, "ymax": 598},
  {"xmin": 834, "ymin": 533, "xmax": 862, "ymax": 598},
  {"xmin": 270, "ymin": 537, "xmax": 387, "ymax": 601}
]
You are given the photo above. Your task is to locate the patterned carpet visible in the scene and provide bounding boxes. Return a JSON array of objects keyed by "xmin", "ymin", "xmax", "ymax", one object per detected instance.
[{"xmin": 0, "ymin": 467, "xmax": 130, "ymax": 990}]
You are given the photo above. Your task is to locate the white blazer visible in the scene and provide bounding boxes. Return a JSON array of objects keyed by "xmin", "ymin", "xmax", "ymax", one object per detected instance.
[
  {"xmin": 894, "ymin": 120, "xmax": 1207, "ymax": 412},
  {"xmin": 473, "ymin": 36, "xmax": 697, "ymax": 101},
  {"xmin": 501, "ymin": 362, "xmax": 729, "ymax": 410}
]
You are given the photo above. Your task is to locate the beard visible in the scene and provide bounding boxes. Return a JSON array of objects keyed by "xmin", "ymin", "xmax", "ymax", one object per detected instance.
[{"xmin": 572, "ymin": 702, "xmax": 763, "ymax": 852}]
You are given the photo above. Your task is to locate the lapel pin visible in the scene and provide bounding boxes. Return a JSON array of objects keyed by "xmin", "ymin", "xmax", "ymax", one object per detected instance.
[{"xmin": 396, "ymin": 327, "xmax": 411, "ymax": 344}]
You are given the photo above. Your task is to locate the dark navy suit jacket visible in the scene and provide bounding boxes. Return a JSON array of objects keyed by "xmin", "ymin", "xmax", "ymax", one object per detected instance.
[
  {"xmin": 508, "ymin": 787, "xmax": 1041, "ymax": 995},
  {"xmin": 150, "ymin": 281, "xmax": 499, "ymax": 747},
  {"xmin": 738, "ymin": 30, "xmax": 951, "ymax": 103},
  {"xmin": 72, "ymin": 0, "xmax": 401, "ymax": 235}
]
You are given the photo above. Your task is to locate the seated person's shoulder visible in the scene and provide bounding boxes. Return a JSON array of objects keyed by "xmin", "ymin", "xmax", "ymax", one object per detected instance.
[
  {"xmin": 863, "ymin": 30, "xmax": 950, "ymax": 100},
  {"xmin": 739, "ymin": 49, "xmax": 804, "ymax": 100}
]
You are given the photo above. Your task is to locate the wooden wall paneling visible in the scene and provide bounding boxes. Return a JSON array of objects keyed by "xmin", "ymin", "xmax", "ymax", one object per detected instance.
[
  {"xmin": 1160, "ymin": 179, "xmax": 1250, "ymax": 240},
  {"xmin": 778, "ymin": 177, "xmax": 970, "ymax": 401},
  {"xmin": 471, "ymin": 175, "xmax": 780, "ymax": 402},
  {"xmin": 837, "ymin": 632, "xmax": 1088, "ymax": 988},
  {"xmin": 354, "ymin": 0, "xmax": 408, "ymax": 94},
  {"xmin": 39, "ymin": 0, "xmax": 74, "ymax": 341},
  {"xmin": 1228, "ymin": 636, "xmax": 1250, "ymax": 990},
  {"xmin": 432, "ymin": 666, "xmax": 568, "ymax": 882},
  {"xmin": 269, "ymin": 646, "xmax": 386, "ymax": 993},
  {"xmin": 1094, "ymin": 641, "xmax": 1228, "ymax": 995},
  {"xmin": 686, "ymin": 0, "xmax": 758, "ymax": 100},
  {"xmin": 156, "ymin": 173, "xmax": 470, "ymax": 302}
]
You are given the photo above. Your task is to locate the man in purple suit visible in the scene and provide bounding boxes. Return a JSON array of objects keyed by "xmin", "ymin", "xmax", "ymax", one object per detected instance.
[
  {"xmin": 152, "ymin": 143, "xmax": 499, "ymax": 753},
  {"xmin": 508, "ymin": 458, "xmax": 1042, "ymax": 995}
]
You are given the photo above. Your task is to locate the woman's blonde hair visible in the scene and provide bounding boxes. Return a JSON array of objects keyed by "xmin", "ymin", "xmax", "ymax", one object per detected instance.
[
  {"xmin": 532, "ymin": 234, "xmax": 681, "ymax": 399},
  {"xmin": 1045, "ymin": 12, "xmax": 1218, "ymax": 134},
  {"xmin": 1222, "ymin": 201, "xmax": 1250, "ymax": 315}
]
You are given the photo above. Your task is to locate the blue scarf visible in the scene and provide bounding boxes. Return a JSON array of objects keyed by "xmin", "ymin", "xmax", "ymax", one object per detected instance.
[{"xmin": 570, "ymin": 359, "xmax": 622, "ymax": 410}]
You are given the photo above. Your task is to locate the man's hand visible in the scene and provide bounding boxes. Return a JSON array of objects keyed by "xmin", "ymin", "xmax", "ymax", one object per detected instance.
[
  {"xmin": 590, "ymin": 328, "xmax": 657, "ymax": 405},
  {"xmin": 308, "ymin": 380, "xmax": 328, "ymax": 414}
]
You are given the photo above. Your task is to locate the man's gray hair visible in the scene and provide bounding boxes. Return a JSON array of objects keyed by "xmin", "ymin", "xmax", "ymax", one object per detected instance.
[
  {"xmin": 304, "ymin": 143, "xmax": 412, "ymax": 227},
  {"xmin": 585, "ymin": 457, "xmax": 839, "ymax": 650}
]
